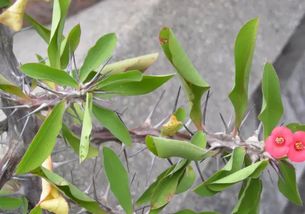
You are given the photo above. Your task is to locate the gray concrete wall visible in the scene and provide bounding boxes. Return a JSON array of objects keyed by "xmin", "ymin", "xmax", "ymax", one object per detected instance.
[{"xmin": 11, "ymin": 0, "xmax": 305, "ymax": 213}]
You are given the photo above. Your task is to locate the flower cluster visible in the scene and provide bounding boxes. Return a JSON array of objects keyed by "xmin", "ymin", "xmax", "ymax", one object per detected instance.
[{"xmin": 265, "ymin": 126, "xmax": 305, "ymax": 162}]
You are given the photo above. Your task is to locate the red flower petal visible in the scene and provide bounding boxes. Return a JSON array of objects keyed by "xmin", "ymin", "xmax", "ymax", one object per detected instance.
[{"xmin": 288, "ymin": 131, "xmax": 305, "ymax": 162}]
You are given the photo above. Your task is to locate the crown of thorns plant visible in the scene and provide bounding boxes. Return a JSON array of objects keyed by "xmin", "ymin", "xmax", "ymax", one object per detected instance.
[{"xmin": 0, "ymin": 0, "xmax": 304, "ymax": 214}]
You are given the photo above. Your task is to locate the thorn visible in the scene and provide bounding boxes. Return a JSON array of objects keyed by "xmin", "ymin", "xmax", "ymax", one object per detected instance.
[
  {"xmin": 72, "ymin": 53, "xmax": 79, "ymax": 82},
  {"xmin": 219, "ymin": 113, "xmax": 229, "ymax": 134},
  {"xmin": 145, "ymin": 156, "xmax": 155, "ymax": 186},
  {"xmin": 87, "ymin": 57, "xmax": 113, "ymax": 87},
  {"xmin": 183, "ymin": 124, "xmax": 194, "ymax": 136},
  {"xmin": 19, "ymin": 116, "xmax": 30, "ymax": 139},
  {"xmin": 144, "ymin": 90, "xmax": 165, "ymax": 126},
  {"xmin": 37, "ymin": 82, "xmax": 62, "ymax": 95},
  {"xmin": 254, "ymin": 122, "xmax": 263, "ymax": 137},
  {"xmin": 129, "ymin": 147, "xmax": 147, "ymax": 158},
  {"xmin": 130, "ymin": 172, "xmax": 136, "ymax": 186},
  {"xmin": 18, "ymin": 103, "xmax": 49, "ymax": 121},
  {"xmin": 195, "ymin": 161, "xmax": 205, "ymax": 182},
  {"xmin": 202, "ymin": 90, "xmax": 210, "ymax": 125},
  {"xmin": 0, "ymin": 105, "xmax": 29, "ymax": 110},
  {"xmin": 153, "ymin": 116, "xmax": 168, "ymax": 129},
  {"xmin": 240, "ymin": 105, "xmax": 254, "ymax": 129},
  {"xmin": 266, "ymin": 168, "xmax": 274, "ymax": 185},
  {"xmin": 172, "ymin": 86, "xmax": 181, "ymax": 113},
  {"xmin": 123, "ymin": 148, "xmax": 130, "ymax": 172},
  {"xmin": 53, "ymin": 158, "xmax": 78, "ymax": 169},
  {"xmin": 167, "ymin": 158, "xmax": 173, "ymax": 166}
]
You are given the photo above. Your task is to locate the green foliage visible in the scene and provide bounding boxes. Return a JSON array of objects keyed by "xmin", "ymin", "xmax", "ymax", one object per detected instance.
[
  {"xmin": 232, "ymin": 178, "xmax": 262, "ymax": 214},
  {"xmin": 286, "ymin": 123, "xmax": 305, "ymax": 132},
  {"xmin": 0, "ymin": 74, "xmax": 28, "ymax": 98},
  {"xmin": 80, "ymin": 33, "xmax": 117, "ymax": 82},
  {"xmin": 258, "ymin": 63, "xmax": 283, "ymax": 139},
  {"xmin": 0, "ymin": 195, "xmax": 28, "ymax": 214},
  {"xmin": 103, "ymin": 147, "xmax": 133, "ymax": 214},
  {"xmin": 20, "ymin": 63, "xmax": 78, "ymax": 88},
  {"xmin": 16, "ymin": 102, "xmax": 65, "ymax": 174},
  {"xmin": 62, "ymin": 124, "xmax": 99, "ymax": 159},
  {"xmin": 97, "ymin": 74, "xmax": 174, "ymax": 96},
  {"xmin": 229, "ymin": 18, "xmax": 258, "ymax": 129},
  {"xmin": 79, "ymin": 93, "xmax": 93, "ymax": 162},
  {"xmin": 146, "ymin": 136, "xmax": 207, "ymax": 160},
  {"xmin": 92, "ymin": 104, "xmax": 132, "ymax": 146},
  {"xmin": 25, "ymin": 14, "xmax": 50, "ymax": 43},
  {"xmin": 159, "ymin": 27, "xmax": 210, "ymax": 129},
  {"xmin": 175, "ymin": 210, "xmax": 219, "ymax": 214},
  {"xmin": 33, "ymin": 167, "xmax": 106, "ymax": 214},
  {"xmin": 0, "ymin": 0, "xmax": 10, "ymax": 8},
  {"xmin": 278, "ymin": 160, "xmax": 302, "ymax": 205}
]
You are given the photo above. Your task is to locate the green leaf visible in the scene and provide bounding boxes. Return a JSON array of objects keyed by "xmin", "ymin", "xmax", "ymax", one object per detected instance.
[
  {"xmin": 258, "ymin": 63, "xmax": 283, "ymax": 139},
  {"xmin": 228, "ymin": 18, "xmax": 259, "ymax": 129},
  {"xmin": 159, "ymin": 27, "xmax": 210, "ymax": 129},
  {"xmin": 16, "ymin": 102, "xmax": 65, "ymax": 174},
  {"xmin": 92, "ymin": 104, "xmax": 131, "ymax": 145},
  {"xmin": 98, "ymin": 74, "xmax": 174, "ymax": 96},
  {"xmin": 103, "ymin": 147, "xmax": 133, "ymax": 214},
  {"xmin": 146, "ymin": 136, "xmax": 206, "ymax": 160},
  {"xmin": 286, "ymin": 123, "xmax": 305, "ymax": 132},
  {"xmin": 136, "ymin": 166, "xmax": 174, "ymax": 206},
  {"xmin": 60, "ymin": 24, "xmax": 81, "ymax": 69},
  {"xmin": 48, "ymin": 0, "xmax": 71, "ymax": 68},
  {"xmin": 96, "ymin": 70, "xmax": 143, "ymax": 89},
  {"xmin": 33, "ymin": 167, "xmax": 106, "ymax": 214},
  {"xmin": 62, "ymin": 124, "xmax": 98, "ymax": 159},
  {"xmin": 208, "ymin": 160, "xmax": 267, "ymax": 192},
  {"xmin": 80, "ymin": 33, "xmax": 117, "ymax": 82},
  {"xmin": 79, "ymin": 93, "xmax": 93, "ymax": 162},
  {"xmin": 20, "ymin": 63, "xmax": 78, "ymax": 88},
  {"xmin": 232, "ymin": 178, "xmax": 262, "ymax": 214},
  {"xmin": 194, "ymin": 147, "xmax": 246, "ymax": 196},
  {"xmin": 150, "ymin": 168, "xmax": 185, "ymax": 209},
  {"xmin": 0, "ymin": 0, "xmax": 10, "ymax": 8},
  {"xmin": 0, "ymin": 195, "xmax": 28, "ymax": 213},
  {"xmin": 278, "ymin": 160, "xmax": 302, "ymax": 205},
  {"xmin": 174, "ymin": 107, "xmax": 187, "ymax": 123},
  {"xmin": 176, "ymin": 165, "xmax": 196, "ymax": 194},
  {"xmin": 101, "ymin": 53, "xmax": 158, "ymax": 75},
  {"xmin": 0, "ymin": 74, "xmax": 28, "ymax": 98},
  {"xmin": 191, "ymin": 131, "xmax": 206, "ymax": 148},
  {"xmin": 25, "ymin": 14, "xmax": 50, "ymax": 43},
  {"xmin": 29, "ymin": 206, "xmax": 42, "ymax": 214}
]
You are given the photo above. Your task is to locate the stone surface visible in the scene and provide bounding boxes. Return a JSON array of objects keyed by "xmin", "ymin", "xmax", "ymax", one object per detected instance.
[{"xmin": 11, "ymin": 0, "xmax": 305, "ymax": 213}]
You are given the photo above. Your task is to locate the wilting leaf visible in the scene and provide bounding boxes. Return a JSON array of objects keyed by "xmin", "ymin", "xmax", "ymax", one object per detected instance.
[
  {"xmin": 258, "ymin": 63, "xmax": 283, "ymax": 139},
  {"xmin": 16, "ymin": 102, "xmax": 65, "ymax": 174},
  {"xmin": 101, "ymin": 53, "xmax": 158, "ymax": 74},
  {"xmin": 33, "ymin": 167, "xmax": 106, "ymax": 214},
  {"xmin": 161, "ymin": 115, "xmax": 183, "ymax": 136},
  {"xmin": 229, "ymin": 18, "xmax": 259, "ymax": 129},
  {"xmin": 98, "ymin": 74, "xmax": 174, "ymax": 96},
  {"xmin": 278, "ymin": 160, "xmax": 302, "ymax": 205},
  {"xmin": 92, "ymin": 104, "xmax": 132, "ymax": 146},
  {"xmin": 159, "ymin": 27, "xmax": 210, "ymax": 129},
  {"xmin": 0, "ymin": 0, "xmax": 28, "ymax": 31},
  {"xmin": 79, "ymin": 93, "xmax": 93, "ymax": 162},
  {"xmin": 25, "ymin": 14, "xmax": 50, "ymax": 43},
  {"xmin": 103, "ymin": 147, "xmax": 133, "ymax": 214},
  {"xmin": 146, "ymin": 136, "xmax": 206, "ymax": 160},
  {"xmin": 20, "ymin": 63, "xmax": 78, "ymax": 88},
  {"xmin": 62, "ymin": 124, "xmax": 98, "ymax": 159},
  {"xmin": 232, "ymin": 178, "xmax": 262, "ymax": 214},
  {"xmin": 80, "ymin": 33, "xmax": 117, "ymax": 82},
  {"xmin": 194, "ymin": 147, "xmax": 246, "ymax": 196}
]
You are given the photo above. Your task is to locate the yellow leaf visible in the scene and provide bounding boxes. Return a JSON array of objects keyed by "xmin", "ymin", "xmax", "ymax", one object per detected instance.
[
  {"xmin": 0, "ymin": 0, "xmax": 28, "ymax": 31},
  {"xmin": 161, "ymin": 115, "xmax": 183, "ymax": 136},
  {"xmin": 37, "ymin": 156, "xmax": 69, "ymax": 214}
]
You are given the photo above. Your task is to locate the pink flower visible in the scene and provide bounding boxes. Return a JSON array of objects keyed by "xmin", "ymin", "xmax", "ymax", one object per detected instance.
[
  {"xmin": 264, "ymin": 126, "xmax": 294, "ymax": 159},
  {"xmin": 288, "ymin": 131, "xmax": 305, "ymax": 162}
]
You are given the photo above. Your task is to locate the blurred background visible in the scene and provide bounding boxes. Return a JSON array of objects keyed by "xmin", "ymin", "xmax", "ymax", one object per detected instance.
[{"xmin": 10, "ymin": 0, "xmax": 305, "ymax": 213}]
